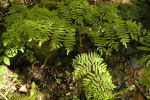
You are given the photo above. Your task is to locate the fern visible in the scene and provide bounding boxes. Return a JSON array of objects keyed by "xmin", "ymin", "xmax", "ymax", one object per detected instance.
[
  {"xmin": 136, "ymin": 30, "xmax": 150, "ymax": 64},
  {"xmin": 136, "ymin": 60, "xmax": 150, "ymax": 90},
  {"xmin": 2, "ymin": 0, "xmax": 142, "ymax": 56},
  {"xmin": 72, "ymin": 52, "xmax": 116, "ymax": 100},
  {"xmin": 135, "ymin": 30, "xmax": 150, "ymax": 93},
  {"xmin": 2, "ymin": 3, "xmax": 77, "ymax": 55},
  {"xmin": 0, "ymin": 0, "xmax": 144, "ymax": 99}
]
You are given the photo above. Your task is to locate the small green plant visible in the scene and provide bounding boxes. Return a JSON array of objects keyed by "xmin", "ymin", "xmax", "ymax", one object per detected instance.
[
  {"xmin": 0, "ymin": 48, "xmax": 17, "ymax": 66},
  {"xmin": 72, "ymin": 52, "xmax": 135, "ymax": 100},
  {"xmin": 136, "ymin": 29, "xmax": 150, "ymax": 64},
  {"xmin": 72, "ymin": 52, "xmax": 116, "ymax": 99},
  {"xmin": 30, "ymin": 81, "xmax": 36, "ymax": 97},
  {"xmin": 56, "ymin": 78, "xmax": 61, "ymax": 84},
  {"xmin": 23, "ymin": 49, "xmax": 36, "ymax": 62},
  {"xmin": 73, "ymin": 95, "xmax": 80, "ymax": 100},
  {"xmin": 135, "ymin": 30, "xmax": 150, "ymax": 99}
]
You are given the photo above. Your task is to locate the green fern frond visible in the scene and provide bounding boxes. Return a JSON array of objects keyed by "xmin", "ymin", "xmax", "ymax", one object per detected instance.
[
  {"xmin": 2, "ymin": 3, "xmax": 77, "ymax": 53},
  {"xmin": 72, "ymin": 52, "xmax": 116, "ymax": 100},
  {"xmin": 137, "ymin": 60, "xmax": 150, "ymax": 90},
  {"xmin": 136, "ymin": 32, "xmax": 150, "ymax": 90}
]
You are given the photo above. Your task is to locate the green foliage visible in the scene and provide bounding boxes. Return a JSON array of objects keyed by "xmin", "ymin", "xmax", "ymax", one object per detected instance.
[
  {"xmin": 56, "ymin": 0, "xmax": 142, "ymax": 55},
  {"xmin": 73, "ymin": 95, "xmax": 80, "ymax": 100},
  {"xmin": 136, "ymin": 29, "xmax": 150, "ymax": 99},
  {"xmin": 136, "ymin": 30, "xmax": 150, "ymax": 64},
  {"xmin": 137, "ymin": 60, "xmax": 150, "ymax": 90},
  {"xmin": 56, "ymin": 78, "xmax": 61, "ymax": 84},
  {"xmin": 104, "ymin": 85, "xmax": 135, "ymax": 100},
  {"xmin": 23, "ymin": 49, "xmax": 36, "ymax": 62},
  {"xmin": 3, "ymin": 56, "xmax": 10, "ymax": 66},
  {"xmin": 30, "ymin": 81, "xmax": 36, "ymax": 96},
  {"xmin": 0, "ymin": 44, "xmax": 17, "ymax": 65},
  {"xmin": 1, "ymin": 0, "xmax": 142, "ymax": 57},
  {"xmin": 72, "ymin": 52, "xmax": 116, "ymax": 99},
  {"xmin": 72, "ymin": 52, "xmax": 136, "ymax": 99},
  {"xmin": 2, "ymin": 2, "xmax": 77, "ymax": 57},
  {"xmin": 0, "ymin": 0, "xmax": 145, "ymax": 99}
]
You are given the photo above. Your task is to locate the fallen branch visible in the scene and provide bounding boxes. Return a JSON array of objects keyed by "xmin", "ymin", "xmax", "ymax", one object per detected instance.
[{"xmin": 0, "ymin": 92, "xmax": 8, "ymax": 100}]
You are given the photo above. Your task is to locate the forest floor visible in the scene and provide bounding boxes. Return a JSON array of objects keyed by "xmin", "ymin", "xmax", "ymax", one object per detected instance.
[{"xmin": 1, "ymin": 41, "xmax": 150, "ymax": 100}]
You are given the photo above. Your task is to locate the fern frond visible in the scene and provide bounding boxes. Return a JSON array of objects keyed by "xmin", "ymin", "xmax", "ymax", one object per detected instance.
[{"xmin": 72, "ymin": 52, "xmax": 116, "ymax": 99}]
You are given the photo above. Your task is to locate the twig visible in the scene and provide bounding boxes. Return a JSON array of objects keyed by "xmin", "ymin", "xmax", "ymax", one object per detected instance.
[
  {"xmin": 3, "ymin": 11, "xmax": 11, "ymax": 16},
  {"xmin": 0, "ymin": 23, "xmax": 10, "ymax": 27},
  {"xmin": 41, "ymin": 53, "xmax": 52, "ymax": 68},
  {"xmin": 131, "ymin": 79, "xmax": 148, "ymax": 100},
  {"xmin": 0, "ymin": 92, "xmax": 8, "ymax": 100}
]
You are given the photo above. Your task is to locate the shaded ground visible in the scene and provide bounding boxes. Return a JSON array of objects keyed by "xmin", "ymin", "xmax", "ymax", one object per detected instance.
[{"xmin": 104, "ymin": 46, "xmax": 150, "ymax": 100}]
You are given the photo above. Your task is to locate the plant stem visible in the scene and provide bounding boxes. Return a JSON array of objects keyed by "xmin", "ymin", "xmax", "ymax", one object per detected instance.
[{"xmin": 0, "ymin": 92, "xmax": 8, "ymax": 100}]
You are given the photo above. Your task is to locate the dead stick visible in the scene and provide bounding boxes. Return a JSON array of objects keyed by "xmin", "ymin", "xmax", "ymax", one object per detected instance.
[
  {"xmin": 131, "ymin": 79, "xmax": 148, "ymax": 100},
  {"xmin": 0, "ymin": 92, "xmax": 8, "ymax": 100}
]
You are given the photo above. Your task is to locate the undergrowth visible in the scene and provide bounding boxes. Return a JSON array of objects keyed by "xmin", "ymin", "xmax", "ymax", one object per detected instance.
[{"xmin": 0, "ymin": 0, "xmax": 150, "ymax": 99}]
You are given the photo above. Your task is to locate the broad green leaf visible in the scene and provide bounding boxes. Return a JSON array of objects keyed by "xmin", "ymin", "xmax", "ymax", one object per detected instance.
[
  {"xmin": 30, "ymin": 90, "xmax": 35, "ymax": 97},
  {"xmin": 136, "ymin": 46, "xmax": 150, "ymax": 51},
  {"xmin": 31, "ymin": 81, "xmax": 36, "ymax": 89},
  {"xmin": 137, "ymin": 55, "xmax": 150, "ymax": 64},
  {"xmin": 3, "ymin": 56, "xmax": 10, "ymax": 66}
]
